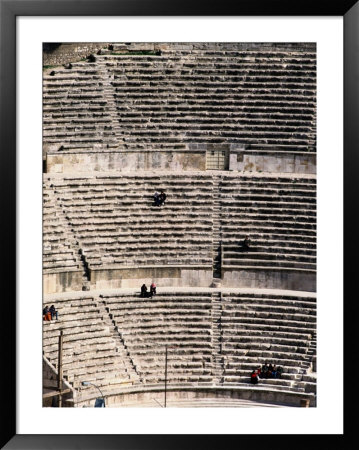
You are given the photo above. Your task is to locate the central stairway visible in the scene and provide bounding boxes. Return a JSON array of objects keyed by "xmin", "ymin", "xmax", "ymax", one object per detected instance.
[
  {"xmin": 211, "ymin": 292, "xmax": 224, "ymax": 384},
  {"xmin": 212, "ymin": 174, "xmax": 222, "ymax": 286}
]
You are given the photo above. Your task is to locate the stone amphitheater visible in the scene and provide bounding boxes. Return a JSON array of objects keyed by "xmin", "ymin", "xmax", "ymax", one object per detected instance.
[{"xmin": 42, "ymin": 42, "xmax": 317, "ymax": 408}]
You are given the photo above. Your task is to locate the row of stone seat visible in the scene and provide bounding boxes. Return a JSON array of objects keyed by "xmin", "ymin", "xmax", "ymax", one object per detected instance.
[
  {"xmin": 112, "ymin": 106, "xmax": 315, "ymax": 117},
  {"xmin": 103, "ymin": 57, "xmax": 316, "ymax": 67},
  {"xmin": 107, "ymin": 42, "xmax": 314, "ymax": 51},
  {"xmin": 113, "ymin": 120, "xmax": 314, "ymax": 131},
  {"xmin": 45, "ymin": 89, "xmax": 314, "ymax": 103}
]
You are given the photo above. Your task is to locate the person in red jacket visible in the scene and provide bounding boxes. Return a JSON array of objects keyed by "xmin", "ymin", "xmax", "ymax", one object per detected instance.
[
  {"xmin": 150, "ymin": 282, "xmax": 157, "ymax": 297},
  {"xmin": 250, "ymin": 370, "xmax": 259, "ymax": 385}
]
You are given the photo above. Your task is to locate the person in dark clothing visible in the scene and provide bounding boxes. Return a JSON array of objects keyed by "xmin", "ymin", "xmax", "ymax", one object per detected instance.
[
  {"xmin": 268, "ymin": 363, "xmax": 274, "ymax": 378},
  {"xmin": 140, "ymin": 284, "xmax": 148, "ymax": 297},
  {"xmin": 276, "ymin": 366, "xmax": 283, "ymax": 378},
  {"xmin": 261, "ymin": 362, "xmax": 269, "ymax": 378},
  {"xmin": 49, "ymin": 305, "xmax": 58, "ymax": 320},
  {"xmin": 272, "ymin": 365, "xmax": 278, "ymax": 379},
  {"xmin": 153, "ymin": 191, "xmax": 161, "ymax": 206},
  {"xmin": 159, "ymin": 191, "xmax": 167, "ymax": 205},
  {"xmin": 241, "ymin": 235, "xmax": 251, "ymax": 251}
]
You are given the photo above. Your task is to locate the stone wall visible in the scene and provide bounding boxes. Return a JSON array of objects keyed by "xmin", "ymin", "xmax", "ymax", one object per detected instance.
[
  {"xmin": 229, "ymin": 151, "xmax": 316, "ymax": 174},
  {"xmin": 43, "ymin": 266, "xmax": 315, "ymax": 292},
  {"xmin": 221, "ymin": 268, "xmax": 316, "ymax": 292},
  {"xmin": 46, "ymin": 148, "xmax": 315, "ymax": 174},
  {"xmin": 46, "ymin": 150, "xmax": 206, "ymax": 173},
  {"xmin": 43, "ymin": 43, "xmax": 107, "ymax": 67},
  {"xmin": 43, "ymin": 270, "xmax": 83, "ymax": 294},
  {"xmin": 77, "ymin": 385, "xmax": 316, "ymax": 408},
  {"xmin": 89, "ymin": 266, "xmax": 213, "ymax": 290}
]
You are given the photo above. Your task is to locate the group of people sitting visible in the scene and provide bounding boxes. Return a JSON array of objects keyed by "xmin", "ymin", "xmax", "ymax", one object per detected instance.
[
  {"xmin": 153, "ymin": 191, "xmax": 167, "ymax": 207},
  {"xmin": 250, "ymin": 362, "xmax": 284, "ymax": 384},
  {"xmin": 43, "ymin": 305, "xmax": 58, "ymax": 321},
  {"xmin": 140, "ymin": 282, "xmax": 157, "ymax": 298}
]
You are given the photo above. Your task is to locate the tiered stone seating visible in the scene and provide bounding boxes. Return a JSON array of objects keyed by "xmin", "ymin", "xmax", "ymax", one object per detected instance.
[
  {"xmin": 42, "ymin": 295, "xmax": 133, "ymax": 393},
  {"xmin": 220, "ymin": 173, "xmax": 316, "ymax": 273},
  {"xmin": 43, "ymin": 64, "xmax": 118, "ymax": 152},
  {"xmin": 220, "ymin": 291, "xmax": 316, "ymax": 392},
  {"xmin": 43, "ymin": 43, "xmax": 316, "ymax": 154},
  {"xmin": 101, "ymin": 292, "xmax": 214, "ymax": 385},
  {"xmin": 43, "ymin": 173, "xmax": 214, "ymax": 271},
  {"xmin": 43, "ymin": 183, "xmax": 81, "ymax": 272},
  {"xmin": 100, "ymin": 47, "xmax": 315, "ymax": 152},
  {"xmin": 42, "ymin": 288, "xmax": 316, "ymax": 404},
  {"xmin": 42, "ymin": 42, "xmax": 317, "ymax": 407}
]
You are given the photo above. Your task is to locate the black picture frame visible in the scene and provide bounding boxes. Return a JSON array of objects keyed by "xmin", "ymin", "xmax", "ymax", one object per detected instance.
[{"xmin": 1, "ymin": 0, "xmax": 357, "ymax": 448}]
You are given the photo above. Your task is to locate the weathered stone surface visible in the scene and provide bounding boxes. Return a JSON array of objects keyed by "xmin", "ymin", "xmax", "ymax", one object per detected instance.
[
  {"xmin": 231, "ymin": 152, "xmax": 316, "ymax": 174},
  {"xmin": 221, "ymin": 268, "xmax": 316, "ymax": 292},
  {"xmin": 42, "ymin": 42, "xmax": 317, "ymax": 408},
  {"xmin": 46, "ymin": 150, "xmax": 206, "ymax": 173},
  {"xmin": 43, "ymin": 42, "xmax": 316, "ymax": 174},
  {"xmin": 43, "ymin": 270, "xmax": 83, "ymax": 294}
]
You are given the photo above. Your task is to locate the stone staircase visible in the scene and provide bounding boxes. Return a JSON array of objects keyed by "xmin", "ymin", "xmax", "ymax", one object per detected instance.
[
  {"xmin": 101, "ymin": 292, "xmax": 214, "ymax": 385},
  {"xmin": 42, "ymin": 295, "xmax": 133, "ymax": 393},
  {"xmin": 212, "ymin": 175, "xmax": 222, "ymax": 285},
  {"xmin": 97, "ymin": 60, "xmax": 123, "ymax": 148},
  {"xmin": 45, "ymin": 187, "xmax": 90, "ymax": 290},
  {"xmin": 97, "ymin": 295, "xmax": 142, "ymax": 384},
  {"xmin": 302, "ymin": 330, "xmax": 317, "ymax": 372},
  {"xmin": 43, "ymin": 289, "xmax": 316, "ymax": 397},
  {"xmin": 211, "ymin": 292, "xmax": 224, "ymax": 384}
]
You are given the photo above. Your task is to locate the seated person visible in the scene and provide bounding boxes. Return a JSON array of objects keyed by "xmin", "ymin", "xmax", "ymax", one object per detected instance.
[
  {"xmin": 49, "ymin": 305, "xmax": 58, "ymax": 320},
  {"xmin": 261, "ymin": 362, "xmax": 269, "ymax": 378},
  {"xmin": 268, "ymin": 363, "xmax": 274, "ymax": 378},
  {"xmin": 241, "ymin": 235, "xmax": 251, "ymax": 251},
  {"xmin": 43, "ymin": 306, "xmax": 51, "ymax": 321},
  {"xmin": 150, "ymin": 282, "xmax": 156, "ymax": 296},
  {"xmin": 153, "ymin": 191, "xmax": 160, "ymax": 206},
  {"xmin": 250, "ymin": 370, "xmax": 259, "ymax": 385},
  {"xmin": 159, "ymin": 191, "xmax": 167, "ymax": 205},
  {"xmin": 272, "ymin": 365, "xmax": 278, "ymax": 379},
  {"xmin": 276, "ymin": 366, "xmax": 283, "ymax": 378},
  {"xmin": 140, "ymin": 284, "xmax": 148, "ymax": 297}
]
